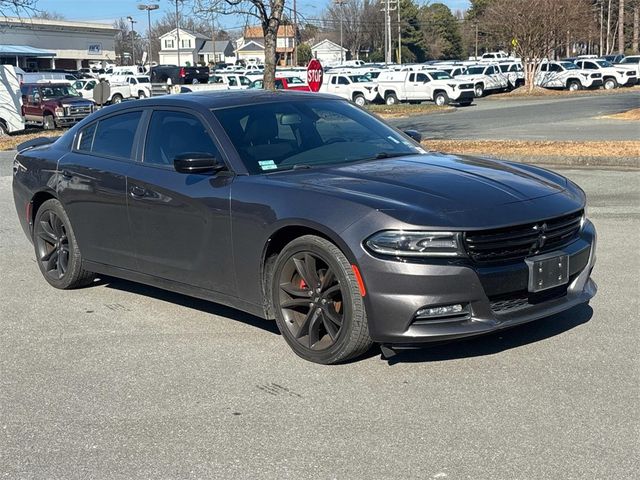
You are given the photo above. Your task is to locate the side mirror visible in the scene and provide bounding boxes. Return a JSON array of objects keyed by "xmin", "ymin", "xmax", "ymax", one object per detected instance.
[
  {"xmin": 404, "ymin": 130, "xmax": 422, "ymax": 143},
  {"xmin": 174, "ymin": 152, "xmax": 225, "ymax": 174}
]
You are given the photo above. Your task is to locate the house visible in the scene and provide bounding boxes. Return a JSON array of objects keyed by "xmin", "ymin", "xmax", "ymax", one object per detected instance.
[
  {"xmin": 235, "ymin": 25, "xmax": 297, "ymax": 66},
  {"xmin": 311, "ymin": 39, "xmax": 348, "ymax": 65},
  {"xmin": 158, "ymin": 28, "xmax": 235, "ymax": 66}
]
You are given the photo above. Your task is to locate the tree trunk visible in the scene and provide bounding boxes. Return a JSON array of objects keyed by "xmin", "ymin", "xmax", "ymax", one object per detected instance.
[
  {"xmin": 607, "ymin": 0, "xmax": 612, "ymax": 53},
  {"xmin": 633, "ymin": 2, "xmax": 639, "ymax": 53},
  {"xmin": 525, "ymin": 61, "xmax": 537, "ymax": 93},
  {"xmin": 262, "ymin": 19, "xmax": 280, "ymax": 91},
  {"xmin": 619, "ymin": 0, "xmax": 625, "ymax": 53}
]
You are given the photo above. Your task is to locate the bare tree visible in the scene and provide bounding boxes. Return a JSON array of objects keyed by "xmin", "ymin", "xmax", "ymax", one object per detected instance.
[
  {"xmin": 619, "ymin": 0, "xmax": 625, "ymax": 53},
  {"xmin": 634, "ymin": 0, "xmax": 639, "ymax": 52},
  {"xmin": 34, "ymin": 10, "xmax": 65, "ymax": 20},
  {"xmin": 481, "ymin": 0, "xmax": 592, "ymax": 92},
  {"xmin": 0, "ymin": 0, "xmax": 38, "ymax": 17},
  {"xmin": 194, "ymin": 0, "xmax": 285, "ymax": 90}
]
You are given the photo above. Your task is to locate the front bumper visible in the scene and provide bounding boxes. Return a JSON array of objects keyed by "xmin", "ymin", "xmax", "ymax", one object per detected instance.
[
  {"xmin": 55, "ymin": 115, "xmax": 90, "ymax": 126},
  {"xmin": 358, "ymin": 220, "xmax": 597, "ymax": 345},
  {"xmin": 453, "ymin": 90, "xmax": 475, "ymax": 103},
  {"xmin": 586, "ymin": 79, "xmax": 603, "ymax": 89}
]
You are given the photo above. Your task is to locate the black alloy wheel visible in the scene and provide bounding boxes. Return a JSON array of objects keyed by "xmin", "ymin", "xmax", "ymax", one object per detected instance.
[
  {"xmin": 271, "ymin": 235, "xmax": 372, "ymax": 364},
  {"xmin": 33, "ymin": 199, "xmax": 95, "ymax": 289}
]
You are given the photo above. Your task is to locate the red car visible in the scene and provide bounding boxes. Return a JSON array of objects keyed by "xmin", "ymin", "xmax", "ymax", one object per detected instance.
[{"xmin": 249, "ymin": 77, "xmax": 310, "ymax": 91}]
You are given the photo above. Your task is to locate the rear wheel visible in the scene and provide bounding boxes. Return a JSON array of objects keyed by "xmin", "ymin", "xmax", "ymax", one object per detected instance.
[
  {"xmin": 603, "ymin": 77, "xmax": 617, "ymax": 90},
  {"xmin": 434, "ymin": 91, "xmax": 449, "ymax": 106},
  {"xmin": 271, "ymin": 235, "xmax": 373, "ymax": 364},
  {"xmin": 111, "ymin": 93, "xmax": 123, "ymax": 104},
  {"xmin": 33, "ymin": 199, "xmax": 95, "ymax": 289},
  {"xmin": 385, "ymin": 92, "xmax": 398, "ymax": 105},
  {"xmin": 42, "ymin": 114, "xmax": 56, "ymax": 130},
  {"xmin": 138, "ymin": 90, "xmax": 147, "ymax": 98}
]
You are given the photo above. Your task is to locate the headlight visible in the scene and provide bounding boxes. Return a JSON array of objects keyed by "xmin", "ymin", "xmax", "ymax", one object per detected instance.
[
  {"xmin": 54, "ymin": 106, "xmax": 65, "ymax": 117},
  {"xmin": 365, "ymin": 230, "xmax": 466, "ymax": 257},
  {"xmin": 580, "ymin": 205, "xmax": 588, "ymax": 230}
]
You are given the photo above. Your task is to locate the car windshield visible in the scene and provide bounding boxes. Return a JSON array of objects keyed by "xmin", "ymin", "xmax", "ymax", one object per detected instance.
[
  {"xmin": 620, "ymin": 57, "xmax": 639, "ymax": 64},
  {"xmin": 349, "ymin": 75, "xmax": 370, "ymax": 83},
  {"xmin": 595, "ymin": 60, "xmax": 613, "ymax": 67},
  {"xmin": 465, "ymin": 66, "xmax": 486, "ymax": 75},
  {"xmin": 559, "ymin": 62, "xmax": 579, "ymax": 70},
  {"xmin": 430, "ymin": 71, "xmax": 451, "ymax": 80},
  {"xmin": 137, "ymin": 77, "xmax": 150, "ymax": 83},
  {"xmin": 40, "ymin": 85, "xmax": 81, "ymax": 98},
  {"xmin": 286, "ymin": 77, "xmax": 304, "ymax": 84},
  {"xmin": 213, "ymin": 99, "xmax": 423, "ymax": 174}
]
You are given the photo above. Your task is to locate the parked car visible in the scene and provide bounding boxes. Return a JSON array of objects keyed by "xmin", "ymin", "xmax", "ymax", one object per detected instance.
[
  {"xmin": 435, "ymin": 65, "xmax": 468, "ymax": 78},
  {"xmin": 600, "ymin": 54, "xmax": 625, "ymax": 64},
  {"xmin": 12, "ymin": 91, "xmax": 597, "ymax": 364},
  {"xmin": 209, "ymin": 74, "xmax": 252, "ymax": 90},
  {"xmin": 123, "ymin": 75, "xmax": 152, "ymax": 99},
  {"xmin": 497, "ymin": 62, "xmax": 525, "ymax": 89},
  {"xmin": 454, "ymin": 64, "xmax": 509, "ymax": 97},
  {"xmin": 574, "ymin": 59, "xmax": 636, "ymax": 89},
  {"xmin": 376, "ymin": 70, "xmax": 475, "ymax": 106},
  {"xmin": 150, "ymin": 65, "xmax": 210, "ymax": 85},
  {"xmin": 613, "ymin": 55, "xmax": 640, "ymax": 76},
  {"xmin": 73, "ymin": 77, "xmax": 150, "ymax": 104},
  {"xmin": 319, "ymin": 73, "xmax": 379, "ymax": 106},
  {"xmin": 100, "ymin": 65, "xmax": 146, "ymax": 82},
  {"xmin": 535, "ymin": 61, "xmax": 603, "ymax": 91},
  {"xmin": 20, "ymin": 82, "xmax": 94, "ymax": 129},
  {"xmin": 0, "ymin": 64, "xmax": 25, "ymax": 135},
  {"xmin": 248, "ymin": 77, "xmax": 310, "ymax": 91}
]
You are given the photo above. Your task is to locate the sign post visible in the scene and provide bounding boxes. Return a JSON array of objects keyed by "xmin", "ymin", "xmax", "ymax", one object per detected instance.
[{"xmin": 306, "ymin": 59, "xmax": 323, "ymax": 93}]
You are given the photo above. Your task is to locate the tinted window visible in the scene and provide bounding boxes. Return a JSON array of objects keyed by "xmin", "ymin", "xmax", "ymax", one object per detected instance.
[
  {"xmin": 91, "ymin": 111, "xmax": 142, "ymax": 159},
  {"xmin": 144, "ymin": 111, "xmax": 219, "ymax": 167},
  {"xmin": 77, "ymin": 123, "xmax": 97, "ymax": 151},
  {"xmin": 338, "ymin": 77, "xmax": 349, "ymax": 85},
  {"xmin": 416, "ymin": 73, "xmax": 429, "ymax": 82}
]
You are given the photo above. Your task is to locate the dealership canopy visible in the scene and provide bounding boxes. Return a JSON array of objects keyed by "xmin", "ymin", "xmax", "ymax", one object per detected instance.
[{"xmin": 0, "ymin": 44, "xmax": 56, "ymax": 58}]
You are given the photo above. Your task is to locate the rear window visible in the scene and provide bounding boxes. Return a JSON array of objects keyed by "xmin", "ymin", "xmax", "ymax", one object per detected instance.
[{"xmin": 79, "ymin": 111, "xmax": 142, "ymax": 159}]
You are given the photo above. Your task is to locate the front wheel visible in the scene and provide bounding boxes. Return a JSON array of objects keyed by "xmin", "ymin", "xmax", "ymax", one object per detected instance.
[
  {"xmin": 434, "ymin": 92, "xmax": 449, "ymax": 106},
  {"xmin": 33, "ymin": 199, "xmax": 95, "ymax": 289},
  {"xmin": 43, "ymin": 114, "xmax": 56, "ymax": 130},
  {"xmin": 603, "ymin": 77, "xmax": 617, "ymax": 90},
  {"xmin": 567, "ymin": 80, "xmax": 581, "ymax": 91},
  {"xmin": 271, "ymin": 235, "xmax": 373, "ymax": 364},
  {"xmin": 111, "ymin": 94, "xmax": 123, "ymax": 104},
  {"xmin": 474, "ymin": 84, "xmax": 484, "ymax": 97},
  {"xmin": 353, "ymin": 93, "xmax": 366, "ymax": 107},
  {"xmin": 138, "ymin": 90, "xmax": 147, "ymax": 98}
]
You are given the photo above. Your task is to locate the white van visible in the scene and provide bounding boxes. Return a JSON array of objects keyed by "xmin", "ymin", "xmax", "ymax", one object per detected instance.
[{"xmin": 0, "ymin": 65, "xmax": 26, "ymax": 135}]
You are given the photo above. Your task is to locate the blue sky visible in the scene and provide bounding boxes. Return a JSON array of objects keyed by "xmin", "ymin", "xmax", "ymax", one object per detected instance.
[{"xmin": 39, "ymin": 0, "xmax": 471, "ymax": 32}]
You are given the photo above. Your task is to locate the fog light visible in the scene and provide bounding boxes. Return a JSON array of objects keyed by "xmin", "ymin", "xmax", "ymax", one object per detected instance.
[{"xmin": 416, "ymin": 303, "xmax": 467, "ymax": 319}]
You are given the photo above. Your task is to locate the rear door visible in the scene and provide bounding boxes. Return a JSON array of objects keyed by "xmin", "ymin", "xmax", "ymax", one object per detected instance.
[
  {"xmin": 125, "ymin": 108, "xmax": 236, "ymax": 294},
  {"xmin": 57, "ymin": 110, "xmax": 143, "ymax": 269}
]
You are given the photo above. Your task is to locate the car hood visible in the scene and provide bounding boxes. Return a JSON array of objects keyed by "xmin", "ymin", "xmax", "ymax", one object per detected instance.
[
  {"xmin": 267, "ymin": 153, "xmax": 575, "ymax": 224},
  {"xmin": 455, "ymin": 74, "xmax": 488, "ymax": 81},
  {"xmin": 58, "ymin": 96, "xmax": 93, "ymax": 104}
]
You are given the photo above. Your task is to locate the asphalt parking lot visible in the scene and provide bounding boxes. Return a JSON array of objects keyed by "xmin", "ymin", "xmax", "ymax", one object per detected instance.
[{"xmin": 0, "ymin": 150, "xmax": 638, "ymax": 479}]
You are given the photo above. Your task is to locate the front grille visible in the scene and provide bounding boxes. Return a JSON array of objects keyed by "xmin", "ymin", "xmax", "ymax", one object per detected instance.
[
  {"xmin": 591, "ymin": 73, "xmax": 602, "ymax": 78},
  {"xmin": 68, "ymin": 105, "xmax": 92, "ymax": 116},
  {"xmin": 459, "ymin": 83, "xmax": 473, "ymax": 89},
  {"xmin": 464, "ymin": 210, "xmax": 583, "ymax": 264},
  {"xmin": 627, "ymin": 71, "xmax": 636, "ymax": 76},
  {"xmin": 489, "ymin": 285, "xmax": 569, "ymax": 315}
]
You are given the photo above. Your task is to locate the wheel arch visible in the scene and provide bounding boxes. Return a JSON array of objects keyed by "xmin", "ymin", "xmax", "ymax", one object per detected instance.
[
  {"xmin": 29, "ymin": 189, "xmax": 58, "ymax": 234},
  {"xmin": 259, "ymin": 222, "xmax": 358, "ymax": 318}
]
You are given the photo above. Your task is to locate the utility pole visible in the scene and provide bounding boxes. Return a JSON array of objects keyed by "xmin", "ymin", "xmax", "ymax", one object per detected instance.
[
  {"xmin": 334, "ymin": 0, "xmax": 347, "ymax": 63},
  {"xmin": 173, "ymin": 0, "xmax": 182, "ymax": 66},
  {"xmin": 475, "ymin": 22, "xmax": 478, "ymax": 59},
  {"xmin": 127, "ymin": 16, "xmax": 138, "ymax": 65},
  {"xmin": 137, "ymin": 4, "xmax": 159, "ymax": 69},
  {"xmin": 397, "ymin": 0, "xmax": 401, "ymax": 64},
  {"xmin": 293, "ymin": 0, "xmax": 297, "ymax": 66}
]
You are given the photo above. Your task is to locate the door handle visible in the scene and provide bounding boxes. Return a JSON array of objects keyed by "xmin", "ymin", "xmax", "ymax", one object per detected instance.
[{"xmin": 129, "ymin": 185, "xmax": 147, "ymax": 198}]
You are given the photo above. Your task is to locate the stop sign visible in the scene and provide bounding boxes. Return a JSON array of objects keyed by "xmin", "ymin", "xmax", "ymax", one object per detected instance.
[{"xmin": 307, "ymin": 59, "xmax": 323, "ymax": 92}]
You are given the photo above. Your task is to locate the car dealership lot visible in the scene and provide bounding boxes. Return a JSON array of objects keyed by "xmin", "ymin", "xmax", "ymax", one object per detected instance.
[{"xmin": 0, "ymin": 152, "xmax": 638, "ymax": 478}]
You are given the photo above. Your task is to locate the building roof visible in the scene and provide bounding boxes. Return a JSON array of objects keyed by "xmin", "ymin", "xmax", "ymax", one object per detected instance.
[
  {"xmin": 199, "ymin": 40, "xmax": 234, "ymax": 54},
  {"xmin": 311, "ymin": 39, "xmax": 348, "ymax": 52},
  {"xmin": 159, "ymin": 28, "xmax": 210, "ymax": 41},
  {"xmin": 236, "ymin": 40, "xmax": 264, "ymax": 52},
  {"xmin": 0, "ymin": 44, "xmax": 56, "ymax": 57},
  {"xmin": 0, "ymin": 16, "xmax": 117, "ymax": 32},
  {"xmin": 244, "ymin": 25, "xmax": 296, "ymax": 39}
]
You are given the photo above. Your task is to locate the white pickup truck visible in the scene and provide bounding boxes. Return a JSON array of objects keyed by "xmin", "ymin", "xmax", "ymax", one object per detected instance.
[
  {"xmin": 73, "ymin": 75, "xmax": 151, "ymax": 104},
  {"xmin": 0, "ymin": 65, "xmax": 25, "ymax": 136},
  {"xmin": 497, "ymin": 62, "xmax": 525, "ymax": 89},
  {"xmin": 454, "ymin": 64, "xmax": 509, "ymax": 97},
  {"xmin": 319, "ymin": 73, "xmax": 380, "ymax": 106},
  {"xmin": 574, "ymin": 59, "xmax": 637, "ymax": 89},
  {"xmin": 376, "ymin": 70, "xmax": 475, "ymax": 106},
  {"xmin": 535, "ymin": 61, "xmax": 603, "ymax": 91}
]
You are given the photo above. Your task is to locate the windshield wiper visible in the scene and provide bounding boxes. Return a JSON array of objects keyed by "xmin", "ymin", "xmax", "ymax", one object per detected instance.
[{"xmin": 372, "ymin": 151, "xmax": 420, "ymax": 160}]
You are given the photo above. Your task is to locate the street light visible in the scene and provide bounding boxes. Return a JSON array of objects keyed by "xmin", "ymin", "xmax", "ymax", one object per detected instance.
[
  {"xmin": 170, "ymin": 0, "xmax": 184, "ymax": 66},
  {"xmin": 126, "ymin": 16, "xmax": 138, "ymax": 65},
  {"xmin": 137, "ymin": 3, "xmax": 160, "ymax": 68},
  {"xmin": 334, "ymin": 0, "xmax": 347, "ymax": 64}
]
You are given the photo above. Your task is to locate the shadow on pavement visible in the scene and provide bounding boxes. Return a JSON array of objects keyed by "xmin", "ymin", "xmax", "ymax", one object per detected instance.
[
  {"xmin": 99, "ymin": 276, "xmax": 281, "ymax": 335},
  {"xmin": 382, "ymin": 303, "xmax": 593, "ymax": 365}
]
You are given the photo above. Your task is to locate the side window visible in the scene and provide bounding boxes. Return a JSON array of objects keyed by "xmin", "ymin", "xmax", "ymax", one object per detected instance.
[
  {"xmin": 228, "ymin": 77, "xmax": 237, "ymax": 86},
  {"xmin": 540, "ymin": 64, "xmax": 548, "ymax": 72},
  {"xmin": 409, "ymin": 73, "xmax": 415, "ymax": 82},
  {"xmin": 275, "ymin": 79, "xmax": 284, "ymax": 89},
  {"xmin": 416, "ymin": 73, "xmax": 428, "ymax": 82},
  {"xmin": 585, "ymin": 62, "xmax": 597, "ymax": 70},
  {"xmin": 338, "ymin": 76, "xmax": 349, "ymax": 85},
  {"xmin": 550, "ymin": 64, "xmax": 562, "ymax": 72},
  {"xmin": 91, "ymin": 111, "xmax": 142, "ymax": 159},
  {"xmin": 330, "ymin": 76, "xmax": 337, "ymax": 85},
  {"xmin": 77, "ymin": 123, "xmax": 97, "ymax": 152},
  {"xmin": 144, "ymin": 110, "xmax": 219, "ymax": 167}
]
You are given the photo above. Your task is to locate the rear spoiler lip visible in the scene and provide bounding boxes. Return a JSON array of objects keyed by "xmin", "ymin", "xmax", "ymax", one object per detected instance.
[{"xmin": 16, "ymin": 136, "xmax": 59, "ymax": 154}]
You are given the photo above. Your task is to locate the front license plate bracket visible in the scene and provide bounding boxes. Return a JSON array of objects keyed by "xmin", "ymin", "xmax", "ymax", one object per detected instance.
[{"xmin": 525, "ymin": 252, "xmax": 570, "ymax": 293}]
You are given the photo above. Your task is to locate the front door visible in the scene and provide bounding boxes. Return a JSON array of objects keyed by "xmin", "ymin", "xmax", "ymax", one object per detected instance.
[{"xmin": 126, "ymin": 108, "xmax": 236, "ymax": 295}]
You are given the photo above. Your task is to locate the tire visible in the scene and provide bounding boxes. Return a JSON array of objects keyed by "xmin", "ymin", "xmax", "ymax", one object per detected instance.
[
  {"xmin": 567, "ymin": 80, "xmax": 582, "ymax": 91},
  {"xmin": 474, "ymin": 83, "xmax": 484, "ymax": 97},
  {"xmin": 353, "ymin": 93, "xmax": 366, "ymax": 107},
  {"xmin": 603, "ymin": 77, "xmax": 617, "ymax": 90},
  {"xmin": 138, "ymin": 90, "xmax": 147, "ymax": 98},
  {"xmin": 434, "ymin": 91, "xmax": 449, "ymax": 106},
  {"xmin": 111, "ymin": 93, "xmax": 123, "ymax": 104},
  {"xmin": 42, "ymin": 114, "xmax": 56, "ymax": 130},
  {"xmin": 0, "ymin": 121, "xmax": 8, "ymax": 137},
  {"xmin": 385, "ymin": 92, "xmax": 398, "ymax": 105},
  {"xmin": 270, "ymin": 235, "xmax": 373, "ymax": 364},
  {"xmin": 33, "ymin": 199, "xmax": 95, "ymax": 290}
]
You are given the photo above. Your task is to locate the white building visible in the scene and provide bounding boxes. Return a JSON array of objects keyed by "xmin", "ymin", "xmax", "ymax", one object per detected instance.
[
  {"xmin": 311, "ymin": 39, "xmax": 348, "ymax": 65},
  {"xmin": 158, "ymin": 28, "xmax": 236, "ymax": 66},
  {"xmin": 235, "ymin": 25, "xmax": 297, "ymax": 66},
  {"xmin": 0, "ymin": 17, "xmax": 117, "ymax": 70}
]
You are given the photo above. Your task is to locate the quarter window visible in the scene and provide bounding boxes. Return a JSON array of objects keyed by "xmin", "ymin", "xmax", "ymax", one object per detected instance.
[
  {"xmin": 77, "ymin": 123, "xmax": 97, "ymax": 151},
  {"xmin": 90, "ymin": 111, "xmax": 142, "ymax": 159},
  {"xmin": 144, "ymin": 111, "xmax": 219, "ymax": 167}
]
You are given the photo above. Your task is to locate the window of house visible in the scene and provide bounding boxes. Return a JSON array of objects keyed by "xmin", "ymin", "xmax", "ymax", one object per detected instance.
[
  {"xmin": 164, "ymin": 39, "xmax": 174, "ymax": 49},
  {"xmin": 181, "ymin": 39, "xmax": 191, "ymax": 48}
]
